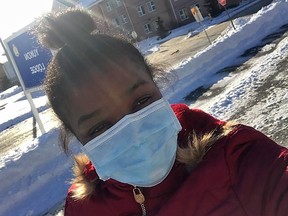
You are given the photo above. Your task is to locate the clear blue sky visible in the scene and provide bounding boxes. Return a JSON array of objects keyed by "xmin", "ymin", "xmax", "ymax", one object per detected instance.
[{"xmin": 0, "ymin": 0, "xmax": 54, "ymax": 63}]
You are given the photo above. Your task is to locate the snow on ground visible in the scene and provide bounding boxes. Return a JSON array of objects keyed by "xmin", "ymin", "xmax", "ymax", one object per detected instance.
[
  {"xmin": 197, "ymin": 36, "xmax": 288, "ymax": 120},
  {"xmin": 0, "ymin": 130, "xmax": 74, "ymax": 216},
  {"xmin": 0, "ymin": 0, "xmax": 287, "ymax": 215},
  {"xmin": 163, "ymin": 0, "xmax": 288, "ymax": 103},
  {"xmin": 0, "ymin": 89, "xmax": 48, "ymax": 132},
  {"xmin": 192, "ymin": 32, "xmax": 288, "ymax": 146}
]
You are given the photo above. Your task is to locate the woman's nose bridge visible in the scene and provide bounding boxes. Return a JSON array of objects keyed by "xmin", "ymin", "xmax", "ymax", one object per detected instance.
[{"xmin": 112, "ymin": 102, "xmax": 132, "ymax": 124}]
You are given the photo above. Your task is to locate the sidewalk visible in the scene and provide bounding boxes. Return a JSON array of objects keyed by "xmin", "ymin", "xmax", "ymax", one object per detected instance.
[{"xmin": 146, "ymin": 21, "xmax": 230, "ymax": 66}]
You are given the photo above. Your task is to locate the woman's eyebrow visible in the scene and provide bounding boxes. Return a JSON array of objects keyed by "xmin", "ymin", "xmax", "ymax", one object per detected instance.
[
  {"xmin": 126, "ymin": 79, "xmax": 147, "ymax": 94},
  {"xmin": 77, "ymin": 80, "xmax": 147, "ymax": 127},
  {"xmin": 78, "ymin": 109, "xmax": 101, "ymax": 127}
]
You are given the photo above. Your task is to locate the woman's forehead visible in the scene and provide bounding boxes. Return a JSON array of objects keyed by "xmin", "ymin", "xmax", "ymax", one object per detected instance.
[
  {"xmin": 93, "ymin": 58, "xmax": 150, "ymax": 81},
  {"xmin": 66, "ymin": 60, "xmax": 154, "ymax": 116}
]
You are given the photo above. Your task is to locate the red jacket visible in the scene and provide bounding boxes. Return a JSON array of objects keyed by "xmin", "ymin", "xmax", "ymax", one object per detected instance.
[{"xmin": 65, "ymin": 104, "xmax": 288, "ymax": 216}]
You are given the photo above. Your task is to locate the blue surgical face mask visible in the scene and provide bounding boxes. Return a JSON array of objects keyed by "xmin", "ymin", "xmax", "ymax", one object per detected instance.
[{"xmin": 81, "ymin": 98, "xmax": 182, "ymax": 187}]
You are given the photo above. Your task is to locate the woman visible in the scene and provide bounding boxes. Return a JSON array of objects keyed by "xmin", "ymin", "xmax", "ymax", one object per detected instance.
[{"xmin": 36, "ymin": 9, "xmax": 288, "ymax": 216}]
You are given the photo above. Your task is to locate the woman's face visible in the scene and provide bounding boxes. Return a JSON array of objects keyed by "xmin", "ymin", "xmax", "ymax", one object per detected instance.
[{"xmin": 67, "ymin": 60, "xmax": 162, "ymax": 144}]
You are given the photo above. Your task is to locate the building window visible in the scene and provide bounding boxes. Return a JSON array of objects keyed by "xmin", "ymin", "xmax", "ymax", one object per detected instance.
[
  {"xmin": 106, "ymin": 1, "xmax": 112, "ymax": 12},
  {"xmin": 179, "ymin": 8, "xmax": 189, "ymax": 21},
  {"xmin": 137, "ymin": 5, "xmax": 146, "ymax": 16},
  {"xmin": 147, "ymin": 1, "xmax": 156, "ymax": 12},
  {"xmin": 115, "ymin": 0, "xmax": 121, "ymax": 7},
  {"xmin": 121, "ymin": 14, "xmax": 128, "ymax": 24},
  {"xmin": 144, "ymin": 23, "xmax": 152, "ymax": 34}
]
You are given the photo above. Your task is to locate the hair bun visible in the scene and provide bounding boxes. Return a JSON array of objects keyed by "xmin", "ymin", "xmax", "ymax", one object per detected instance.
[{"xmin": 36, "ymin": 8, "xmax": 96, "ymax": 50}]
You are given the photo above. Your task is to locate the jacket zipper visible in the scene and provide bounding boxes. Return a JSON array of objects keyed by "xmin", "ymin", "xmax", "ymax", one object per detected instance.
[{"xmin": 133, "ymin": 187, "xmax": 147, "ymax": 216}]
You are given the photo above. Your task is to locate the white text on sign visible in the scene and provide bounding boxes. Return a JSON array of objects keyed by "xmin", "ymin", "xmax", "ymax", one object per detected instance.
[
  {"xmin": 30, "ymin": 63, "xmax": 46, "ymax": 74},
  {"xmin": 23, "ymin": 48, "xmax": 46, "ymax": 74},
  {"xmin": 24, "ymin": 48, "xmax": 39, "ymax": 61}
]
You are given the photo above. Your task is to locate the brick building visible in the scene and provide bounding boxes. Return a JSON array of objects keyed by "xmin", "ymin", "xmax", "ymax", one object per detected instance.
[{"xmin": 53, "ymin": 0, "xmax": 242, "ymax": 40}]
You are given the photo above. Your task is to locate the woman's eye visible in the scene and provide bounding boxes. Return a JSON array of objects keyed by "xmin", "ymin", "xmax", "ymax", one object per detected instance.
[
  {"xmin": 133, "ymin": 96, "xmax": 152, "ymax": 112},
  {"xmin": 88, "ymin": 122, "xmax": 111, "ymax": 137}
]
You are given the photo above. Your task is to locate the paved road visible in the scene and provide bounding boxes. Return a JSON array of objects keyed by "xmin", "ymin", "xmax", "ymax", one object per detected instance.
[
  {"xmin": 146, "ymin": 21, "xmax": 230, "ymax": 66},
  {"xmin": 231, "ymin": 54, "xmax": 288, "ymax": 147},
  {"xmin": 190, "ymin": 29, "xmax": 288, "ymax": 147}
]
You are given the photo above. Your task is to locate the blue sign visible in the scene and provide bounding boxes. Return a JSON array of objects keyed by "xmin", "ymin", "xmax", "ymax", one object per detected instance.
[{"xmin": 6, "ymin": 31, "xmax": 52, "ymax": 89}]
